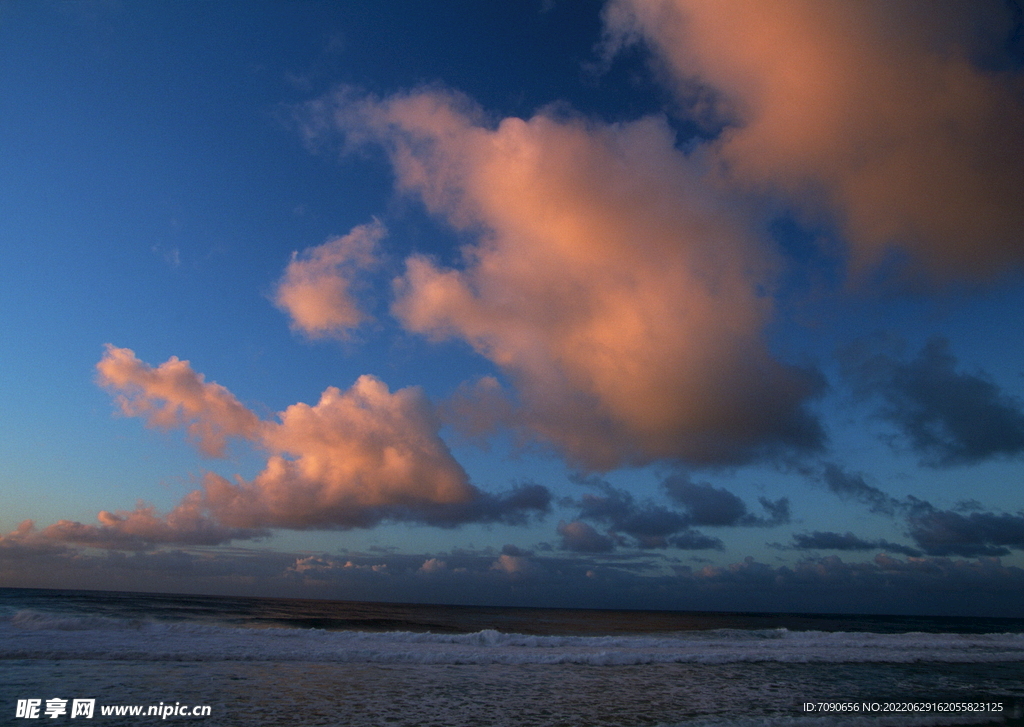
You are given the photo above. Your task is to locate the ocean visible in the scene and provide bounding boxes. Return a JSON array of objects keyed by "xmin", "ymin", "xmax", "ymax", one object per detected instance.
[{"xmin": 1, "ymin": 588, "xmax": 1022, "ymax": 726}]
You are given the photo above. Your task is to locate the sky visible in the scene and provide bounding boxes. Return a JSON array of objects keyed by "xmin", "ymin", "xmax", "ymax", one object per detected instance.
[{"xmin": 2, "ymin": 0, "xmax": 1024, "ymax": 617}]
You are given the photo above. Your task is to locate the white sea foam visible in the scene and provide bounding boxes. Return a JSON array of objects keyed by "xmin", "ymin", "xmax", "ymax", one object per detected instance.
[{"xmin": 3, "ymin": 610, "xmax": 1024, "ymax": 665}]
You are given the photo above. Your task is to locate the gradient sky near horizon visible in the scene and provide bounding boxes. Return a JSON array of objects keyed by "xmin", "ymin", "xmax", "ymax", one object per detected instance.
[{"xmin": 3, "ymin": 0, "xmax": 1024, "ymax": 616}]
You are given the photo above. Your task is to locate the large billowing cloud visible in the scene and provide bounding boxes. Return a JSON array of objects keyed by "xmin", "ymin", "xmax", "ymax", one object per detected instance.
[
  {"xmin": 314, "ymin": 88, "xmax": 824, "ymax": 469},
  {"xmin": 209, "ymin": 375, "xmax": 476, "ymax": 528},
  {"xmin": 55, "ymin": 347, "xmax": 550, "ymax": 549},
  {"xmin": 273, "ymin": 220, "xmax": 385, "ymax": 339},
  {"xmin": 604, "ymin": 0, "xmax": 1024, "ymax": 281}
]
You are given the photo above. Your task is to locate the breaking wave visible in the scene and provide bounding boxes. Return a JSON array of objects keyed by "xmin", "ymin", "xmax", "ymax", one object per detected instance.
[{"xmin": 3, "ymin": 610, "xmax": 1024, "ymax": 665}]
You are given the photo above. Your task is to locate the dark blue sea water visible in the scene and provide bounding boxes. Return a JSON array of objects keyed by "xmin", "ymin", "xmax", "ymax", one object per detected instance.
[{"xmin": 2, "ymin": 588, "xmax": 1023, "ymax": 726}]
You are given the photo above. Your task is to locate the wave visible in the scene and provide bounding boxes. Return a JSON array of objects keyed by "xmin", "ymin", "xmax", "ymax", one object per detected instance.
[{"xmin": 3, "ymin": 610, "xmax": 1024, "ymax": 665}]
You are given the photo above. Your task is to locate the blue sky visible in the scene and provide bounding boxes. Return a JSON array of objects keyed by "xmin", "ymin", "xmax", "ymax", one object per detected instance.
[{"xmin": 2, "ymin": 0, "xmax": 1024, "ymax": 616}]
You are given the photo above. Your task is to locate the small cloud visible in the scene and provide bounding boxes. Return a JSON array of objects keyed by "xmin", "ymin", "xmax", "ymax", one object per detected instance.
[
  {"xmin": 789, "ymin": 531, "xmax": 921, "ymax": 558},
  {"xmin": 818, "ymin": 462, "xmax": 900, "ymax": 515},
  {"xmin": 490, "ymin": 553, "xmax": 534, "ymax": 575},
  {"xmin": 288, "ymin": 555, "xmax": 343, "ymax": 574},
  {"xmin": 273, "ymin": 220, "xmax": 385, "ymax": 340},
  {"xmin": 669, "ymin": 529, "xmax": 724, "ymax": 551},
  {"xmin": 419, "ymin": 557, "xmax": 448, "ymax": 573},
  {"xmin": 97, "ymin": 345, "xmax": 262, "ymax": 458},
  {"xmin": 557, "ymin": 521, "xmax": 615, "ymax": 553}
]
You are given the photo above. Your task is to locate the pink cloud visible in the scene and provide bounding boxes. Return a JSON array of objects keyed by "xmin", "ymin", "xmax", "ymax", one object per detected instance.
[
  {"xmin": 489, "ymin": 553, "xmax": 534, "ymax": 575},
  {"xmin": 604, "ymin": 0, "xmax": 1024, "ymax": 282},
  {"xmin": 80, "ymin": 347, "xmax": 550, "ymax": 546},
  {"xmin": 274, "ymin": 220, "xmax": 385, "ymax": 339},
  {"xmin": 38, "ymin": 493, "xmax": 268, "ymax": 551},
  {"xmin": 96, "ymin": 345, "xmax": 261, "ymax": 457},
  {"xmin": 418, "ymin": 557, "xmax": 448, "ymax": 573},
  {"xmin": 324, "ymin": 89, "xmax": 823, "ymax": 468},
  {"xmin": 201, "ymin": 375, "xmax": 480, "ymax": 530},
  {"xmin": 0, "ymin": 521, "xmax": 72, "ymax": 557}
]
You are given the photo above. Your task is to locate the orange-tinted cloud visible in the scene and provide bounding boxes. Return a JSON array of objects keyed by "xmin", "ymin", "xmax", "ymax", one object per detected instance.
[
  {"xmin": 97, "ymin": 345, "xmax": 261, "ymax": 457},
  {"xmin": 84, "ymin": 347, "xmax": 549, "ymax": 545},
  {"xmin": 39, "ymin": 493, "xmax": 267, "ymax": 550},
  {"xmin": 274, "ymin": 220, "xmax": 385, "ymax": 339},
  {"xmin": 604, "ymin": 0, "xmax": 1024, "ymax": 281},
  {"xmin": 326, "ymin": 89, "xmax": 823, "ymax": 468},
  {"xmin": 201, "ymin": 375, "xmax": 479, "ymax": 530}
]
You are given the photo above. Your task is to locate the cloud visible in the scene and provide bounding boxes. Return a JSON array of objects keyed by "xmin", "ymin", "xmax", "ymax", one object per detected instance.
[
  {"xmin": 0, "ymin": 521, "xmax": 73, "ymax": 558},
  {"xmin": 39, "ymin": 493, "xmax": 267, "ymax": 551},
  {"xmin": 80, "ymin": 348, "xmax": 551, "ymax": 546},
  {"xmin": 273, "ymin": 220, "xmax": 385, "ymax": 339},
  {"xmin": 789, "ymin": 531, "xmax": 922, "ymax": 558},
  {"xmin": 418, "ymin": 557, "xmax": 448, "ymax": 573},
  {"xmin": 565, "ymin": 475, "xmax": 783, "ymax": 550},
  {"xmin": 288, "ymin": 555, "xmax": 346, "ymax": 574},
  {"xmin": 907, "ymin": 506, "xmax": 1024, "ymax": 558},
  {"xmin": 490, "ymin": 553, "xmax": 535, "ymax": 575},
  {"xmin": 663, "ymin": 474, "xmax": 790, "ymax": 526},
  {"xmin": 441, "ymin": 375, "xmax": 515, "ymax": 444},
  {"xmin": 604, "ymin": 0, "xmax": 1024, "ymax": 282},
  {"xmin": 669, "ymin": 530, "xmax": 725, "ymax": 551},
  {"xmin": 815, "ymin": 462, "xmax": 1024, "ymax": 558},
  {"xmin": 818, "ymin": 462, "xmax": 901, "ymax": 515},
  {"xmin": 575, "ymin": 482, "xmax": 693, "ymax": 548},
  {"xmin": 316, "ymin": 88, "xmax": 824, "ymax": 469},
  {"xmin": 201, "ymin": 375, "xmax": 479, "ymax": 529},
  {"xmin": 843, "ymin": 337, "xmax": 1024, "ymax": 466},
  {"xmin": 3, "ymin": 534, "xmax": 1023, "ymax": 615},
  {"xmin": 96, "ymin": 345, "xmax": 261, "ymax": 457},
  {"xmin": 557, "ymin": 521, "xmax": 615, "ymax": 553}
]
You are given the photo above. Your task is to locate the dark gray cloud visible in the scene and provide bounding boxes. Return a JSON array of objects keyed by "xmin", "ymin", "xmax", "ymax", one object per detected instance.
[
  {"xmin": 575, "ymin": 486, "xmax": 692, "ymax": 548},
  {"xmin": 819, "ymin": 462, "xmax": 901, "ymax": 515},
  {"xmin": 789, "ymin": 531, "xmax": 922, "ymax": 557},
  {"xmin": 907, "ymin": 506, "xmax": 1024, "ymax": 558},
  {"xmin": 814, "ymin": 463, "xmax": 1024, "ymax": 558},
  {"xmin": 563, "ymin": 475, "xmax": 784, "ymax": 551},
  {"xmin": 663, "ymin": 475, "xmax": 790, "ymax": 526},
  {"xmin": 557, "ymin": 521, "xmax": 616, "ymax": 553},
  {"xmin": 409, "ymin": 482, "xmax": 553, "ymax": 528},
  {"xmin": 669, "ymin": 530, "xmax": 725, "ymax": 551},
  {"xmin": 843, "ymin": 337, "xmax": 1024, "ymax": 466}
]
